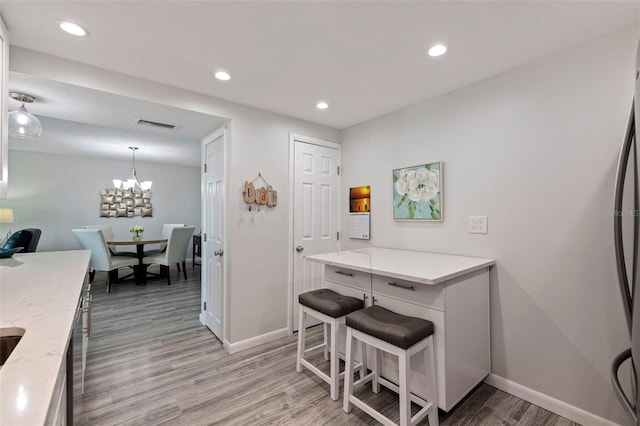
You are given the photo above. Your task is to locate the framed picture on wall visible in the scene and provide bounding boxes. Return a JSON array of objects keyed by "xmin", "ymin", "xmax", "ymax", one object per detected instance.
[{"xmin": 392, "ymin": 161, "xmax": 442, "ymax": 221}]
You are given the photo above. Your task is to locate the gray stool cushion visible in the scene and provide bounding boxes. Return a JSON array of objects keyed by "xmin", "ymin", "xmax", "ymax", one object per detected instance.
[
  {"xmin": 346, "ymin": 305, "xmax": 434, "ymax": 349},
  {"xmin": 299, "ymin": 289, "xmax": 364, "ymax": 318}
]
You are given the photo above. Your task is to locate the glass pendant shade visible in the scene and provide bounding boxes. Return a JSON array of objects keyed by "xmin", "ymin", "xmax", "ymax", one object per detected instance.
[{"xmin": 8, "ymin": 104, "xmax": 43, "ymax": 139}]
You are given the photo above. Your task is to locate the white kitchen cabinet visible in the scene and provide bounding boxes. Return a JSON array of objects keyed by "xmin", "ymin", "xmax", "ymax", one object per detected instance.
[
  {"xmin": 306, "ymin": 247, "xmax": 494, "ymax": 411},
  {"xmin": 52, "ymin": 374, "xmax": 67, "ymax": 426}
]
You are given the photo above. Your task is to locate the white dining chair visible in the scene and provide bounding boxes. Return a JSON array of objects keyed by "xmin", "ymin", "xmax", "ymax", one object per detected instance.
[
  {"xmin": 142, "ymin": 226, "xmax": 195, "ymax": 285},
  {"xmin": 72, "ymin": 229, "xmax": 139, "ymax": 293},
  {"xmin": 143, "ymin": 224, "xmax": 186, "ymax": 271},
  {"xmin": 81, "ymin": 225, "xmax": 135, "ymax": 257}
]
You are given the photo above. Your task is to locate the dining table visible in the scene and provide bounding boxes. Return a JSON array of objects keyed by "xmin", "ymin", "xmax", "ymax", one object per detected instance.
[{"xmin": 107, "ymin": 236, "xmax": 167, "ymax": 284}]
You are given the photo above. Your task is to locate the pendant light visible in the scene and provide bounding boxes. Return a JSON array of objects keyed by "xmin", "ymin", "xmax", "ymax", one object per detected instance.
[
  {"xmin": 8, "ymin": 92, "xmax": 43, "ymax": 139},
  {"xmin": 113, "ymin": 147, "xmax": 152, "ymax": 191}
]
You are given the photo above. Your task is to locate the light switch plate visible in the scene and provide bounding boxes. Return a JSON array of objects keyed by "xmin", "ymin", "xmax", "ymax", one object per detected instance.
[{"xmin": 469, "ymin": 216, "xmax": 488, "ymax": 234}]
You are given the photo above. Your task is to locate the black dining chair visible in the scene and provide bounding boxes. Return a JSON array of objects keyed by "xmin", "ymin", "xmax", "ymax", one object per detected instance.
[{"xmin": 2, "ymin": 228, "xmax": 42, "ymax": 253}]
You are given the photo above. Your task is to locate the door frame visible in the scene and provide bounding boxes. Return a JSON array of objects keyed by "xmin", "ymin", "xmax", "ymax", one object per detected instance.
[
  {"xmin": 287, "ymin": 133, "xmax": 341, "ymax": 333},
  {"xmin": 200, "ymin": 124, "xmax": 230, "ymax": 347}
]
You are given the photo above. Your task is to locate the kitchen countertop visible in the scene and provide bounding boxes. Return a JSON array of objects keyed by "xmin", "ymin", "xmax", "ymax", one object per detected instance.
[
  {"xmin": 305, "ymin": 247, "xmax": 495, "ymax": 284},
  {"xmin": 0, "ymin": 250, "xmax": 90, "ymax": 425}
]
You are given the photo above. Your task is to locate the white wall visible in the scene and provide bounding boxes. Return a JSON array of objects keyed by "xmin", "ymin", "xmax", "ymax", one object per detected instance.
[
  {"xmin": 339, "ymin": 27, "xmax": 639, "ymax": 424},
  {"xmin": 8, "ymin": 47, "xmax": 341, "ymax": 346},
  {"xmin": 1, "ymin": 150, "xmax": 200, "ymax": 253}
]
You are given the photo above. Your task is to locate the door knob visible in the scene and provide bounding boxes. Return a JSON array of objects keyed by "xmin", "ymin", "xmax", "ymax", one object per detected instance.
[
  {"xmin": 214, "ymin": 250, "xmax": 224, "ymax": 256},
  {"xmin": 295, "ymin": 245, "xmax": 304, "ymax": 253}
]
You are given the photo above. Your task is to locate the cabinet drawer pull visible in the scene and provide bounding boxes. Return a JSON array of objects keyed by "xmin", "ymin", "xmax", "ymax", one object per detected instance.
[
  {"xmin": 388, "ymin": 281, "xmax": 415, "ymax": 291},
  {"xmin": 334, "ymin": 270, "xmax": 353, "ymax": 277}
]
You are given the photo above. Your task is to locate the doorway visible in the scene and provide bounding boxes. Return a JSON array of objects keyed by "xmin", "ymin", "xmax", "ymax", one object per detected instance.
[
  {"xmin": 201, "ymin": 126, "xmax": 227, "ymax": 341},
  {"xmin": 289, "ymin": 134, "xmax": 340, "ymax": 332}
]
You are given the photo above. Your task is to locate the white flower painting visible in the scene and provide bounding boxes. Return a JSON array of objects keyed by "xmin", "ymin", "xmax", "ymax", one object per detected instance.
[{"xmin": 393, "ymin": 162, "xmax": 442, "ymax": 220}]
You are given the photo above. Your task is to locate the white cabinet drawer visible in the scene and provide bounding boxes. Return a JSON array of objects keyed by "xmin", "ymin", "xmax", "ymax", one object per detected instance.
[
  {"xmin": 324, "ymin": 281, "xmax": 370, "ymax": 307},
  {"xmin": 325, "ymin": 265, "xmax": 371, "ymax": 291},
  {"xmin": 372, "ymin": 275, "xmax": 444, "ymax": 311}
]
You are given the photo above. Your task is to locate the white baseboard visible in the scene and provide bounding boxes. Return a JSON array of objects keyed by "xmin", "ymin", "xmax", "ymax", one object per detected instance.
[
  {"xmin": 484, "ymin": 374, "xmax": 620, "ymax": 426},
  {"xmin": 225, "ymin": 328, "xmax": 290, "ymax": 354}
]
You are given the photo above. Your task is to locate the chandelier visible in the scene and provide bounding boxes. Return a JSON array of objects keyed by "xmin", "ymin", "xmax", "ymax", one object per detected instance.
[
  {"xmin": 8, "ymin": 92, "xmax": 43, "ymax": 139},
  {"xmin": 113, "ymin": 147, "xmax": 152, "ymax": 191}
]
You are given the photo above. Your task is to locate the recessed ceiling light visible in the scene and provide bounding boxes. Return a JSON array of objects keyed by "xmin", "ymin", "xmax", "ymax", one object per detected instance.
[
  {"xmin": 316, "ymin": 102, "xmax": 329, "ymax": 110},
  {"xmin": 56, "ymin": 20, "xmax": 89, "ymax": 37},
  {"xmin": 428, "ymin": 44, "xmax": 447, "ymax": 57},
  {"xmin": 215, "ymin": 71, "xmax": 231, "ymax": 81}
]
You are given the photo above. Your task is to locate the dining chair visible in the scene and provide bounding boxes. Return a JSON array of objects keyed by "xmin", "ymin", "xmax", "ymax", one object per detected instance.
[
  {"xmin": 72, "ymin": 229, "xmax": 139, "ymax": 293},
  {"xmin": 2, "ymin": 228, "xmax": 41, "ymax": 253},
  {"xmin": 142, "ymin": 226, "xmax": 195, "ymax": 285},
  {"xmin": 143, "ymin": 224, "xmax": 186, "ymax": 272},
  {"xmin": 81, "ymin": 225, "xmax": 135, "ymax": 257}
]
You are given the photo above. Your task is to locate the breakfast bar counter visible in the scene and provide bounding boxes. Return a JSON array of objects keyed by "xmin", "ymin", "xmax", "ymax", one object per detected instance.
[
  {"xmin": 306, "ymin": 247, "xmax": 495, "ymax": 411},
  {"xmin": 0, "ymin": 250, "xmax": 90, "ymax": 425}
]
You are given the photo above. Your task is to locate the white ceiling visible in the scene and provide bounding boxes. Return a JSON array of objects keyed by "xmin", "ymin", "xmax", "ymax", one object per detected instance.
[
  {"xmin": 8, "ymin": 73, "xmax": 225, "ymax": 167},
  {"xmin": 0, "ymin": 1, "xmax": 639, "ymax": 163}
]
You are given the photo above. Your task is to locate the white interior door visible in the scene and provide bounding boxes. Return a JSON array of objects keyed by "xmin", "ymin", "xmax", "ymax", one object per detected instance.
[
  {"xmin": 203, "ymin": 131, "xmax": 224, "ymax": 339},
  {"xmin": 292, "ymin": 137, "xmax": 340, "ymax": 331}
]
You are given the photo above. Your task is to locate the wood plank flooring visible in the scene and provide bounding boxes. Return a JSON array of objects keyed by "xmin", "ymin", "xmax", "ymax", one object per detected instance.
[{"xmin": 74, "ymin": 267, "xmax": 580, "ymax": 425}]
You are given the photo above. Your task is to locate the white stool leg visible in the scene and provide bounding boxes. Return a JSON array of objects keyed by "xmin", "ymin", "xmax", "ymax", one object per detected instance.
[
  {"xmin": 399, "ymin": 349, "xmax": 411, "ymax": 426},
  {"xmin": 343, "ymin": 327, "xmax": 355, "ymax": 413},
  {"xmin": 296, "ymin": 307, "xmax": 306, "ymax": 373},
  {"xmin": 426, "ymin": 336, "xmax": 439, "ymax": 426},
  {"xmin": 372, "ymin": 347, "xmax": 380, "ymax": 393},
  {"xmin": 330, "ymin": 318, "xmax": 339, "ymax": 401},
  {"xmin": 358, "ymin": 338, "xmax": 367, "ymax": 380},
  {"xmin": 324, "ymin": 322, "xmax": 330, "ymax": 361}
]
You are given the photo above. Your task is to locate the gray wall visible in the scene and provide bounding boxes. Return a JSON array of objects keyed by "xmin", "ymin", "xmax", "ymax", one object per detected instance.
[
  {"xmin": 1, "ymin": 150, "xmax": 200, "ymax": 254},
  {"xmin": 339, "ymin": 27, "xmax": 639, "ymax": 424}
]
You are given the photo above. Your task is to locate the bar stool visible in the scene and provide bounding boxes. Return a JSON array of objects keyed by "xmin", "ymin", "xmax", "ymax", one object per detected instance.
[
  {"xmin": 296, "ymin": 288, "xmax": 365, "ymax": 401},
  {"xmin": 343, "ymin": 305, "xmax": 439, "ymax": 426}
]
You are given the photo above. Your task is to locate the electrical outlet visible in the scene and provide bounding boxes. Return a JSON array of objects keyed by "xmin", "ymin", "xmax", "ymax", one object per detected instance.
[{"xmin": 469, "ymin": 216, "xmax": 488, "ymax": 234}]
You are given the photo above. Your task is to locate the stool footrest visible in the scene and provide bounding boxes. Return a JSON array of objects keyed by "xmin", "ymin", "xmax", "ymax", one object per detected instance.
[
  {"xmin": 299, "ymin": 358, "xmax": 331, "ymax": 386},
  {"xmin": 304, "ymin": 342, "xmax": 327, "ymax": 354},
  {"xmin": 352, "ymin": 370, "xmax": 375, "ymax": 390},
  {"xmin": 347, "ymin": 379, "xmax": 434, "ymax": 426},
  {"xmin": 377, "ymin": 376, "xmax": 428, "ymax": 408},
  {"xmin": 348, "ymin": 396, "xmax": 397, "ymax": 426},
  {"xmin": 299, "ymin": 356, "xmax": 366, "ymax": 383}
]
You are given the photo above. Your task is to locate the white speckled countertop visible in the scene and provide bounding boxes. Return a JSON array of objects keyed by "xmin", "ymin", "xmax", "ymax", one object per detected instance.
[
  {"xmin": 0, "ymin": 250, "xmax": 90, "ymax": 425},
  {"xmin": 305, "ymin": 247, "xmax": 495, "ymax": 284}
]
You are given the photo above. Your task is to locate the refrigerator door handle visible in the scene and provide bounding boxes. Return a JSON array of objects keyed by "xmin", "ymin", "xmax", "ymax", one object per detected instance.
[
  {"xmin": 612, "ymin": 347, "xmax": 637, "ymax": 423},
  {"xmin": 614, "ymin": 101, "xmax": 636, "ymax": 336}
]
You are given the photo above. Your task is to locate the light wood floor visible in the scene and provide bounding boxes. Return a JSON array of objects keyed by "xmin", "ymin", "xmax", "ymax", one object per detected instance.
[{"xmin": 74, "ymin": 266, "xmax": 580, "ymax": 426}]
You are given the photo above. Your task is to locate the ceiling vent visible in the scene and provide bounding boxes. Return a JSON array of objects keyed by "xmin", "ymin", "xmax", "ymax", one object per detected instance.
[{"xmin": 135, "ymin": 118, "xmax": 175, "ymax": 129}]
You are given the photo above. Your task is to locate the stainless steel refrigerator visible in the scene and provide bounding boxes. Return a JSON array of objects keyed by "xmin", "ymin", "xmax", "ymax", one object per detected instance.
[{"xmin": 612, "ymin": 39, "xmax": 640, "ymax": 425}]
